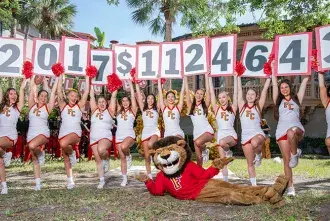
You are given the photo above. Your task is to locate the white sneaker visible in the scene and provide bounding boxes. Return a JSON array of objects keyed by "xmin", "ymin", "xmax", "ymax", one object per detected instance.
[
  {"xmin": 3, "ymin": 152, "xmax": 12, "ymax": 167},
  {"xmin": 97, "ymin": 181, "xmax": 105, "ymax": 189},
  {"xmin": 225, "ymin": 150, "xmax": 233, "ymax": 158},
  {"xmin": 289, "ymin": 149, "xmax": 302, "ymax": 168},
  {"xmin": 202, "ymin": 149, "xmax": 210, "ymax": 163},
  {"xmin": 287, "ymin": 187, "xmax": 296, "ymax": 197},
  {"xmin": 38, "ymin": 151, "xmax": 45, "ymax": 165},
  {"xmin": 102, "ymin": 159, "xmax": 110, "ymax": 172},
  {"xmin": 126, "ymin": 154, "xmax": 132, "ymax": 170},
  {"xmin": 34, "ymin": 185, "xmax": 41, "ymax": 191},
  {"xmin": 120, "ymin": 179, "xmax": 128, "ymax": 187},
  {"xmin": 67, "ymin": 182, "xmax": 75, "ymax": 189},
  {"xmin": 1, "ymin": 187, "xmax": 8, "ymax": 194},
  {"xmin": 253, "ymin": 153, "xmax": 262, "ymax": 167},
  {"xmin": 69, "ymin": 151, "xmax": 77, "ymax": 167}
]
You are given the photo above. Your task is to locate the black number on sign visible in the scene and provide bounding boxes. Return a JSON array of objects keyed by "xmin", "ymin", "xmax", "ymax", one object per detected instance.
[
  {"xmin": 322, "ymin": 32, "xmax": 330, "ymax": 63},
  {"xmin": 212, "ymin": 42, "xmax": 230, "ymax": 72},
  {"xmin": 117, "ymin": 50, "xmax": 132, "ymax": 76},
  {"xmin": 279, "ymin": 40, "xmax": 305, "ymax": 70},
  {"xmin": 68, "ymin": 44, "xmax": 83, "ymax": 72},
  {"xmin": 38, "ymin": 44, "xmax": 57, "ymax": 70},
  {"xmin": 0, "ymin": 44, "xmax": 20, "ymax": 73},
  {"xmin": 93, "ymin": 55, "xmax": 109, "ymax": 81},
  {"xmin": 245, "ymin": 45, "xmax": 268, "ymax": 72},
  {"xmin": 165, "ymin": 48, "xmax": 179, "ymax": 75},
  {"xmin": 185, "ymin": 44, "xmax": 204, "ymax": 72},
  {"xmin": 141, "ymin": 50, "xmax": 155, "ymax": 76}
]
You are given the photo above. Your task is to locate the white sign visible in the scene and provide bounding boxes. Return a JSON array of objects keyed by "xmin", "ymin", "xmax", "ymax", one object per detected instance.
[
  {"xmin": 210, "ymin": 35, "xmax": 236, "ymax": 76},
  {"xmin": 316, "ymin": 25, "xmax": 330, "ymax": 72},
  {"xmin": 136, "ymin": 44, "xmax": 159, "ymax": 80},
  {"xmin": 181, "ymin": 37, "xmax": 208, "ymax": 76},
  {"xmin": 91, "ymin": 49, "xmax": 114, "ymax": 85},
  {"xmin": 0, "ymin": 37, "xmax": 25, "ymax": 77},
  {"xmin": 159, "ymin": 42, "xmax": 182, "ymax": 79},
  {"xmin": 32, "ymin": 39, "xmax": 61, "ymax": 76},
  {"xmin": 274, "ymin": 33, "xmax": 312, "ymax": 76},
  {"xmin": 114, "ymin": 45, "xmax": 136, "ymax": 80},
  {"xmin": 62, "ymin": 36, "xmax": 90, "ymax": 76},
  {"xmin": 241, "ymin": 41, "xmax": 274, "ymax": 77}
]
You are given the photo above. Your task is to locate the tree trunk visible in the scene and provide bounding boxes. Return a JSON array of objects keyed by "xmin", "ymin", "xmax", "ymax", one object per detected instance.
[
  {"xmin": 163, "ymin": 8, "xmax": 172, "ymax": 89},
  {"xmin": 10, "ymin": 19, "xmax": 17, "ymax": 38},
  {"xmin": 24, "ymin": 25, "xmax": 30, "ymax": 39}
]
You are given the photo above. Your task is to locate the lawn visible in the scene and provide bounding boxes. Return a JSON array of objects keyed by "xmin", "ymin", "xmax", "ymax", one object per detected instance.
[{"xmin": 1, "ymin": 156, "xmax": 330, "ymax": 221}]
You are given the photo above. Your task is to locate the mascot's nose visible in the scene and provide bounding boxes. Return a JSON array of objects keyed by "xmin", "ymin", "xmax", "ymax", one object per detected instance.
[{"xmin": 161, "ymin": 154, "xmax": 170, "ymax": 160}]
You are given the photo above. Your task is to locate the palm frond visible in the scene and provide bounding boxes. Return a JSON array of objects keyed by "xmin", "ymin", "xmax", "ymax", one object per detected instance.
[
  {"xmin": 148, "ymin": 15, "xmax": 165, "ymax": 36},
  {"xmin": 131, "ymin": 4, "xmax": 154, "ymax": 25}
]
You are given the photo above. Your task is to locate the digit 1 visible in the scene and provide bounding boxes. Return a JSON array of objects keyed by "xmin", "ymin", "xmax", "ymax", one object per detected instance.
[
  {"xmin": 165, "ymin": 48, "xmax": 179, "ymax": 75},
  {"xmin": 141, "ymin": 50, "xmax": 155, "ymax": 76},
  {"xmin": 68, "ymin": 44, "xmax": 83, "ymax": 72},
  {"xmin": 280, "ymin": 40, "xmax": 304, "ymax": 70}
]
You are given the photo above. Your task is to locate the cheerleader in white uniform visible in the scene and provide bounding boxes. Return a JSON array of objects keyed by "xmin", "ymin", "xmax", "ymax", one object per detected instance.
[
  {"xmin": 89, "ymin": 86, "xmax": 115, "ymax": 189},
  {"xmin": 272, "ymin": 72, "xmax": 309, "ymax": 196},
  {"xmin": 158, "ymin": 78, "xmax": 185, "ymax": 138},
  {"xmin": 27, "ymin": 76, "xmax": 59, "ymax": 191},
  {"xmin": 136, "ymin": 84, "xmax": 160, "ymax": 179},
  {"xmin": 0, "ymin": 80, "xmax": 28, "ymax": 194},
  {"xmin": 209, "ymin": 75, "xmax": 238, "ymax": 182},
  {"xmin": 238, "ymin": 76, "xmax": 271, "ymax": 186},
  {"xmin": 57, "ymin": 75, "xmax": 90, "ymax": 189},
  {"xmin": 184, "ymin": 74, "xmax": 214, "ymax": 166},
  {"xmin": 113, "ymin": 80, "xmax": 138, "ymax": 187},
  {"xmin": 319, "ymin": 73, "xmax": 330, "ymax": 155}
]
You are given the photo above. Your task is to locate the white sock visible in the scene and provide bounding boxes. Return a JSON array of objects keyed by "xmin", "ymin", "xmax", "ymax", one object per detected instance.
[
  {"xmin": 35, "ymin": 178, "xmax": 41, "ymax": 186},
  {"xmin": 250, "ymin": 177, "xmax": 257, "ymax": 186},
  {"xmin": 122, "ymin": 175, "xmax": 127, "ymax": 180},
  {"xmin": 223, "ymin": 176, "xmax": 228, "ymax": 182},
  {"xmin": 67, "ymin": 177, "xmax": 74, "ymax": 184},
  {"xmin": 100, "ymin": 177, "xmax": 105, "ymax": 183},
  {"xmin": 1, "ymin": 182, "xmax": 7, "ymax": 188},
  {"xmin": 148, "ymin": 174, "xmax": 153, "ymax": 180}
]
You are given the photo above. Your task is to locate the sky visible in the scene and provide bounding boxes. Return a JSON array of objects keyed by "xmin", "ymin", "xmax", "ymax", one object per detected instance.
[{"xmin": 70, "ymin": 0, "xmax": 261, "ymax": 46}]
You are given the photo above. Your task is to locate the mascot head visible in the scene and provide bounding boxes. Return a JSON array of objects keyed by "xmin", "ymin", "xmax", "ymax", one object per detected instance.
[{"xmin": 150, "ymin": 136, "xmax": 191, "ymax": 178}]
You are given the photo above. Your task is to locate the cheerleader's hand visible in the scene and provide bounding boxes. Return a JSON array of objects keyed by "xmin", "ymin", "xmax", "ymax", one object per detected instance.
[
  {"xmin": 212, "ymin": 157, "xmax": 234, "ymax": 170},
  {"xmin": 136, "ymin": 172, "xmax": 150, "ymax": 182}
]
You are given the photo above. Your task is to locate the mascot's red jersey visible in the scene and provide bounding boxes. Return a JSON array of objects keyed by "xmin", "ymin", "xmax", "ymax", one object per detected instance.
[{"xmin": 145, "ymin": 162, "xmax": 219, "ymax": 200}]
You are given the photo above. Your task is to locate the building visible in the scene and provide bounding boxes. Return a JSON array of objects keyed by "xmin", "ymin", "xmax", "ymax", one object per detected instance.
[{"xmin": 173, "ymin": 23, "xmax": 327, "ymax": 138}]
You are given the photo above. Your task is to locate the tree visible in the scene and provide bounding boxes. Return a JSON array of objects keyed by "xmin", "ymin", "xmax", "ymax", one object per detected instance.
[
  {"xmin": 20, "ymin": 0, "xmax": 77, "ymax": 39},
  {"xmin": 0, "ymin": 0, "xmax": 20, "ymax": 30},
  {"xmin": 94, "ymin": 27, "xmax": 105, "ymax": 48}
]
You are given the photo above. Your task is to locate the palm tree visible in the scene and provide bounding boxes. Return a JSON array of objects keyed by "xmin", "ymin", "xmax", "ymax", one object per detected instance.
[
  {"xmin": 20, "ymin": 0, "xmax": 77, "ymax": 39},
  {"xmin": 94, "ymin": 27, "xmax": 105, "ymax": 48}
]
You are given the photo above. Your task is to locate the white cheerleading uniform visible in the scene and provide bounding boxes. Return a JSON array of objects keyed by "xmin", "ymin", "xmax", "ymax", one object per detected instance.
[
  {"xmin": 275, "ymin": 98, "xmax": 304, "ymax": 140},
  {"xmin": 162, "ymin": 106, "xmax": 184, "ymax": 138},
  {"xmin": 116, "ymin": 109, "xmax": 136, "ymax": 143},
  {"xmin": 0, "ymin": 105, "xmax": 20, "ymax": 145},
  {"xmin": 240, "ymin": 104, "xmax": 265, "ymax": 145},
  {"xmin": 326, "ymin": 101, "xmax": 330, "ymax": 138},
  {"xmin": 58, "ymin": 104, "xmax": 82, "ymax": 139},
  {"xmin": 190, "ymin": 104, "xmax": 214, "ymax": 141},
  {"xmin": 141, "ymin": 108, "xmax": 160, "ymax": 141},
  {"xmin": 27, "ymin": 104, "xmax": 50, "ymax": 143},
  {"xmin": 90, "ymin": 108, "xmax": 114, "ymax": 146},
  {"xmin": 215, "ymin": 106, "xmax": 237, "ymax": 143}
]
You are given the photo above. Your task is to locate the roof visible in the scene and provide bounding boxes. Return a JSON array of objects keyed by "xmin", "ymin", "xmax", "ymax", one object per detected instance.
[
  {"xmin": 73, "ymin": 32, "xmax": 97, "ymax": 41},
  {"xmin": 136, "ymin": 40, "xmax": 159, "ymax": 44}
]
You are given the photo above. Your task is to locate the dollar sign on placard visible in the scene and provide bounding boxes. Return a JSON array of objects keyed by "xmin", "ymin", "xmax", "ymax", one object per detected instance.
[
  {"xmin": 117, "ymin": 49, "xmax": 132, "ymax": 76},
  {"xmin": 323, "ymin": 32, "xmax": 330, "ymax": 63}
]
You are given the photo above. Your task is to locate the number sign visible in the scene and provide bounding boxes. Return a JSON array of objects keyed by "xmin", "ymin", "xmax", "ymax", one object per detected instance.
[
  {"xmin": 316, "ymin": 25, "xmax": 330, "ymax": 72},
  {"xmin": 0, "ymin": 37, "xmax": 25, "ymax": 77},
  {"xmin": 91, "ymin": 49, "xmax": 114, "ymax": 85},
  {"xmin": 136, "ymin": 44, "xmax": 159, "ymax": 80},
  {"xmin": 159, "ymin": 42, "xmax": 182, "ymax": 79},
  {"xmin": 114, "ymin": 45, "xmax": 136, "ymax": 80}
]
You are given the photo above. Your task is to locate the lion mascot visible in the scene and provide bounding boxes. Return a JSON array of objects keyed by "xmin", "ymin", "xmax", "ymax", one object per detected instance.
[{"xmin": 136, "ymin": 136, "xmax": 289, "ymax": 206}]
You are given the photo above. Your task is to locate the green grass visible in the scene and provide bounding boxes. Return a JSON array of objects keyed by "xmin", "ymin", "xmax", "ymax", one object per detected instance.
[{"xmin": 1, "ymin": 157, "xmax": 330, "ymax": 220}]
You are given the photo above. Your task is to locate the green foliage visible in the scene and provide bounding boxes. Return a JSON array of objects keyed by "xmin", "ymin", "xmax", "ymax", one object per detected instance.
[
  {"xmin": 94, "ymin": 27, "xmax": 105, "ymax": 48},
  {"xmin": 0, "ymin": 0, "xmax": 20, "ymax": 29}
]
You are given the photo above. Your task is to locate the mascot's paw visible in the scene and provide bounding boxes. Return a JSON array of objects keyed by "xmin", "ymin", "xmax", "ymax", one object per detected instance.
[
  {"xmin": 212, "ymin": 157, "xmax": 234, "ymax": 170},
  {"xmin": 136, "ymin": 172, "xmax": 150, "ymax": 183},
  {"xmin": 272, "ymin": 174, "xmax": 289, "ymax": 195}
]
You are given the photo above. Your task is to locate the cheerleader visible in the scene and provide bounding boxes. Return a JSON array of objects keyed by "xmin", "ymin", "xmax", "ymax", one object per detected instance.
[
  {"xmin": 57, "ymin": 75, "xmax": 90, "ymax": 189},
  {"xmin": 184, "ymin": 74, "xmax": 214, "ymax": 166},
  {"xmin": 209, "ymin": 75, "xmax": 238, "ymax": 182},
  {"xmin": 27, "ymin": 76, "xmax": 59, "ymax": 191},
  {"xmin": 114, "ymin": 80, "xmax": 137, "ymax": 187},
  {"xmin": 89, "ymin": 86, "xmax": 115, "ymax": 189},
  {"xmin": 238, "ymin": 76, "xmax": 271, "ymax": 186},
  {"xmin": 319, "ymin": 73, "xmax": 330, "ymax": 155},
  {"xmin": 158, "ymin": 78, "xmax": 185, "ymax": 138},
  {"xmin": 0, "ymin": 80, "xmax": 28, "ymax": 194},
  {"xmin": 272, "ymin": 72, "xmax": 308, "ymax": 196},
  {"xmin": 136, "ymin": 84, "xmax": 160, "ymax": 179}
]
